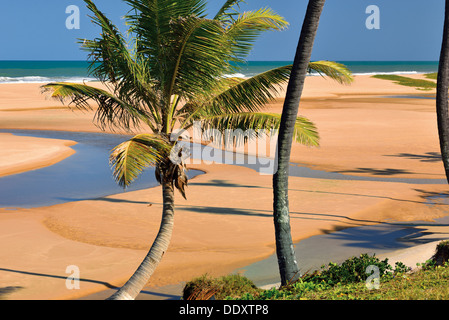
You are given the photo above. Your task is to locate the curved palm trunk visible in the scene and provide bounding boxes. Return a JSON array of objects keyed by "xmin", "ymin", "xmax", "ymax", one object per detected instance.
[
  {"xmin": 273, "ymin": 0, "xmax": 326, "ymax": 286},
  {"xmin": 107, "ymin": 181, "xmax": 175, "ymax": 300},
  {"xmin": 437, "ymin": 0, "xmax": 449, "ymax": 183}
]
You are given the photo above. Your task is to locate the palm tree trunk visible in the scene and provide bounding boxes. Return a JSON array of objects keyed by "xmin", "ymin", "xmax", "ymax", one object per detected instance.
[
  {"xmin": 437, "ymin": 0, "xmax": 449, "ymax": 184},
  {"xmin": 273, "ymin": 0, "xmax": 326, "ymax": 286},
  {"xmin": 107, "ymin": 181, "xmax": 175, "ymax": 300}
]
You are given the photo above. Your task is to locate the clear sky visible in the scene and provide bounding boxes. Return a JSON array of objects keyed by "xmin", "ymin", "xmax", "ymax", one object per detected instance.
[{"xmin": 0, "ymin": 0, "xmax": 445, "ymax": 61}]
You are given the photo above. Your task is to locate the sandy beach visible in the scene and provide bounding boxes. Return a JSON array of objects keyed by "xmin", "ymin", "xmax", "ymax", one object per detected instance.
[{"xmin": 1, "ymin": 74, "xmax": 449, "ymax": 300}]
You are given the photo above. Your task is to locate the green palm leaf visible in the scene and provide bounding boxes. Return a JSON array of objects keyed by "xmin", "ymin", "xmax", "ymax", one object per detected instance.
[
  {"xmin": 179, "ymin": 65, "xmax": 292, "ymax": 127},
  {"xmin": 41, "ymin": 82, "xmax": 154, "ymax": 131},
  {"xmin": 223, "ymin": 8, "xmax": 289, "ymax": 62},
  {"xmin": 123, "ymin": 0, "xmax": 208, "ymax": 85},
  {"xmin": 308, "ymin": 60, "xmax": 354, "ymax": 85},
  {"xmin": 82, "ymin": 0, "xmax": 160, "ymax": 122},
  {"xmin": 180, "ymin": 61, "xmax": 352, "ymax": 128},
  {"xmin": 201, "ymin": 112, "xmax": 319, "ymax": 148},
  {"xmin": 110, "ymin": 134, "xmax": 172, "ymax": 188},
  {"xmin": 214, "ymin": 0, "xmax": 246, "ymax": 21}
]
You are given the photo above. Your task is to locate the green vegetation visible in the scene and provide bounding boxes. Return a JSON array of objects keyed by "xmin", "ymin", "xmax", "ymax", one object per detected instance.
[
  {"xmin": 424, "ymin": 72, "xmax": 438, "ymax": 80},
  {"xmin": 184, "ymin": 242, "xmax": 449, "ymax": 300},
  {"xmin": 372, "ymin": 74, "xmax": 437, "ymax": 91},
  {"xmin": 183, "ymin": 274, "xmax": 261, "ymax": 300}
]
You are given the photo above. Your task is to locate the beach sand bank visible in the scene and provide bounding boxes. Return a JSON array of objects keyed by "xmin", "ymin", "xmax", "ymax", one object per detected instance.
[
  {"xmin": 1, "ymin": 74, "xmax": 449, "ymax": 300},
  {"xmin": 0, "ymin": 133, "xmax": 77, "ymax": 177}
]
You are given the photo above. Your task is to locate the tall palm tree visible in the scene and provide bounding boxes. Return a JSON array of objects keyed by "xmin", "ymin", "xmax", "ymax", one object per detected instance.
[
  {"xmin": 42, "ymin": 0, "xmax": 352, "ymax": 300},
  {"xmin": 273, "ymin": 0, "xmax": 346, "ymax": 286},
  {"xmin": 437, "ymin": 0, "xmax": 449, "ymax": 183}
]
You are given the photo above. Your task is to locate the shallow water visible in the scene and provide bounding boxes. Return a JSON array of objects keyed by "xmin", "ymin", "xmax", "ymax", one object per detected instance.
[
  {"xmin": 0, "ymin": 130, "xmax": 202, "ymax": 209},
  {"xmin": 1, "ymin": 129, "xmax": 446, "ymax": 209},
  {"xmin": 385, "ymin": 95, "xmax": 436, "ymax": 100}
]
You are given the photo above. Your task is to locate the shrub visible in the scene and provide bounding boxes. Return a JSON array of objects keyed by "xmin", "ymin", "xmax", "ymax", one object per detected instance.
[
  {"xmin": 431, "ymin": 240, "xmax": 449, "ymax": 266},
  {"xmin": 182, "ymin": 274, "xmax": 261, "ymax": 300},
  {"xmin": 300, "ymin": 253, "xmax": 398, "ymax": 286}
]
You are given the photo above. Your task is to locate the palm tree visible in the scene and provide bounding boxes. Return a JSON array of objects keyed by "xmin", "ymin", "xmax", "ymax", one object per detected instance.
[
  {"xmin": 273, "ymin": 0, "xmax": 348, "ymax": 286},
  {"xmin": 437, "ymin": 0, "xmax": 449, "ymax": 183},
  {"xmin": 42, "ymin": 0, "xmax": 352, "ymax": 300}
]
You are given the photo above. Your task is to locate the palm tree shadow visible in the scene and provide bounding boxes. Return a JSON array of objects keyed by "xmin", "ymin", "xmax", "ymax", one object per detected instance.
[
  {"xmin": 56, "ymin": 197, "xmax": 150, "ymax": 205},
  {"xmin": 175, "ymin": 203, "xmax": 389, "ymax": 226},
  {"xmin": 385, "ymin": 152, "xmax": 442, "ymax": 163},
  {"xmin": 316, "ymin": 224, "xmax": 439, "ymax": 251},
  {"xmin": 415, "ymin": 189, "xmax": 449, "ymax": 202},
  {"xmin": 0, "ymin": 268, "xmax": 179, "ymax": 300},
  {"xmin": 189, "ymin": 179, "xmax": 266, "ymax": 189},
  {"xmin": 0, "ymin": 267, "xmax": 119, "ymax": 289},
  {"xmin": 0, "ymin": 286, "xmax": 24, "ymax": 300},
  {"xmin": 177, "ymin": 205, "xmax": 272, "ymax": 218},
  {"xmin": 317, "ymin": 215, "xmax": 449, "ymax": 253},
  {"xmin": 334, "ymin": 167, "xmax": 414, "ymax": 176},
  {"xmin": 289, "ymin": 188, "xmax": 443, "ymax": 206}
]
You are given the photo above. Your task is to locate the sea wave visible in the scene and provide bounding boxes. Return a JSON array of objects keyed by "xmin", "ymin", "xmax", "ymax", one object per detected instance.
[
  {"xmin": 222, "ymin": 73, "xmax": 247, "ymax": 78},
  {"xmin": 305, "ymin": 70, "xmax": 422, "ymax": 77},
  {"xmin": 230, "ymin": 70, "xmax": 423, "ymax": 78},
  {"xmin": 0, "ymin": 76, "xmax": 96, "ymax": 84},
  {"xmin": 0, "ymin": 70, "xmax": 426, "ymax": 84},
  {"xmin": 352, "ymin": 71, "xmax": 420, "ymax": 76}
]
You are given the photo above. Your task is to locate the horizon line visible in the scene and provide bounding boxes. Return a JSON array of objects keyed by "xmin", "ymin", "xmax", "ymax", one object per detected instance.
[{"xmin": 0, "ymin": 59, "xmax": 441, "ymax": 63}]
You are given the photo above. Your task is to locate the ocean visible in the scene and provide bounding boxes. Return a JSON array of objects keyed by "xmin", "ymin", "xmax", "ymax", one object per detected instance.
[{"xmin": 0, "ymin": 60, "xmax": 439, "ymax": 84}]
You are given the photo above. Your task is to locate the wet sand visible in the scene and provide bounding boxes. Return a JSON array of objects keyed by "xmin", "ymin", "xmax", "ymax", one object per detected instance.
[{"xmin": 1, "ymin": 74, "xmax": 449, "ymax": 300}]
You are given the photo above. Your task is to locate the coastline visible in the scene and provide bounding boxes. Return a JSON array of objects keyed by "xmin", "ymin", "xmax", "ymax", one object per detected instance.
[
  {"xmin": 0, "ymin": 133, "xmax": 77, "ymax": 178},
  {"xmin": 1, "ymin": 74, "xmax": 449, "ymax": 300}
]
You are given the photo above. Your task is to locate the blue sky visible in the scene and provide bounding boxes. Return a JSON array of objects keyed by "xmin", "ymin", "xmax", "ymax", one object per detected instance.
[{"xmin": 0, "ymin": 0, "xmax": 444, "ymax": 61}]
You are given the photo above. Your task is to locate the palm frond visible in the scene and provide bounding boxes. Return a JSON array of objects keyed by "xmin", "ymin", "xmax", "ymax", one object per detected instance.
[
  {"xmin": 179, "ymin": 65, "xmax": 291, "ymax": 126},
  {"xmin": 214, "ymin": 0, "xmax": 246, "ymax": 21},
  {"xmin": 308, "ymin": 60, "xmax": 354, "ymax": 85},
  {"xmin": 110, "ymin": 134, "xmax": 172, "ymax": 188},
  {"xmin": 41, "ymin": 82, "xmax": 153, "ymax": 131},
  {"xmin": 123, "ymin": 0, "xmax": 208, "ymax": 84},
  {"xmin": 200, "ymin": 112, "xmax": 319, "ymax": 148},
  {"xmin": 179, "ymin": 61, "xmax": 353, "ymax": 126},
  {"xmin": 83, "ymin": 0, "xmax": 148, "ymax": 87},
  {"xmin": 165, "ymin": 16, "xmax": 231, "ymax": 102},
  {"xmin": 223, "ymin": 8, "xmax": 289, "ymax": 62},
  {"xmin": 83, "ymin": 0, "xmax": 160, "ymax": 116}
]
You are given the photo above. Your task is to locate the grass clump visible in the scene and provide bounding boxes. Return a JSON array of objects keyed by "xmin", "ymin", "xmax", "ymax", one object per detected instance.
[
  {"xmin": 372, "ymin": 74, "xmax": 436, "ymax": 90},
  {"xmin": 424, "ymin": 72, "xmax": 438, "ymax": 80},
  {"xmin": 182, "ymin": 274, "xmax": 262, "ymax": 300}
]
